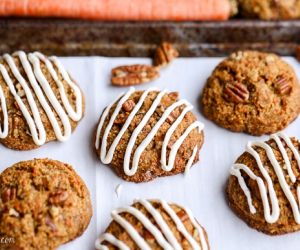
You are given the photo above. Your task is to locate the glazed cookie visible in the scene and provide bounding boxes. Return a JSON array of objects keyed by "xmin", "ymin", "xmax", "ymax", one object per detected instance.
[
  {"xmin": 95, "ymin": 199, "xmax": 209, "ymax": 250},
  {"xmin": 237, "ymin": 0, "xmax": 300, "ymax": 20},
  {"xmin": 0, "ymin": 159, "xmax": 92, "ymax": 250},
  {"xmin": 0, "ymin": 51, "xmax": 84, "ymax": 150},
  {"xmin": 227, "ymin": 133, "xmax": 300, "ymax": 235},
  {"xmin": 95, "ymin": 87, "xmax": 204, "ymax": 183},
  {"xmin": 201, "ymin": 51, "xmax": 300, "ymax": 136}
]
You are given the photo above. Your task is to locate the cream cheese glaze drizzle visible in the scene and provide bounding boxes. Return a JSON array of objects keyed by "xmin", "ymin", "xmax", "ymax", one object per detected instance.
[
  {"xmin": 230, "ymin": 132, "xmax": 300, "ymax": 224},
  {"xmin": 95, "ymin": 199, "xmax": 208, "ymax": 250},
  {"xmin": 0, "ymin": 51, "xmax": 83, "ymax": 145},
  {"xmin": 95, "ymin": 87, "xmax": 204, "ymax": 176}
]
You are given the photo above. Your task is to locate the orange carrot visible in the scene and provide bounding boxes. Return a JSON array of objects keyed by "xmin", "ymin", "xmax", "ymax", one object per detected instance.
[{"xmin": 0, "ymin": 0, "xmax": 230, "ymax": 21}]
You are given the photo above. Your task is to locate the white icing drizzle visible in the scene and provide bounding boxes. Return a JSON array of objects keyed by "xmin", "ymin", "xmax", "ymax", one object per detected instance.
[
  {"xmin": 184, "ymin": 147, "xmax": 198, "ymax": 176},
  {"xmin": 115, "ymin": 184, "xmax": 123, "ymax": 198},
  {"xmin": 95, "ymin": 87, "xmax": 204, "ymax": 176},
  {"xmin": 0, "ymin": 83, "xmax": 8, "ymax": 138},
  {"xmin": 0, "ymin": 51, "xmax": 83, "ymax": 145},
  {"xmin": 95, "ymin": 199, "xmax": 208, "ymax": 250},
  {"xmin": 95, "ymin": 233, "xmax": 130, "ymax": 250},
  {"xmin": 230, "ymin": 132, "xmax": 300, "ymax": 224}
]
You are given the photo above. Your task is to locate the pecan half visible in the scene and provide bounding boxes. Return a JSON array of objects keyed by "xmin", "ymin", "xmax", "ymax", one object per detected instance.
[
  {"xmin": 49, "ymin": 189, "xmax": 69, "ymax": 205},
  {"xmin": 1, "ymin": 187, "xmax": 17, "ymax": 202},
  {"xmin": 223, "ymin": 82, "xmax": 249, "ymax": 103},
  {"xmin": 274, "ymin": 75, "xmax": 292, "ymax": 95},
  {"xmin": 154, "ymin": 42, "xmax": 179, "ymax": 68},
  {"xmin": 111, "ymin": 65, "xmax": 159, "ymax": 86},
  {"xmin": 122, "ymin": 99, "xmax": 136, "ymax": 112}
]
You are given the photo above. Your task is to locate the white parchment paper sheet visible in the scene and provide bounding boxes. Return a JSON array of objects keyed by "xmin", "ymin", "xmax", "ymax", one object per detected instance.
[{"xmin": 1, "ymin": 56, "xmax": 300, "ymax": 250}]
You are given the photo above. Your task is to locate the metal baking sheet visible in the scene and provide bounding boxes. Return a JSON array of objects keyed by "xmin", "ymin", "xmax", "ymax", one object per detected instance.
[{"xmin": 1, "ymin": 18, "xmax": 300, "ymax": 57}]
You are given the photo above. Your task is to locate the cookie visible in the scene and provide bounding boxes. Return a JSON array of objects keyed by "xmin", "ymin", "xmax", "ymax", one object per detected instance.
[
  {"xmin": 0, "ymin": 158, "xmax": 92, "ymax": 250},
  {"xmin": 227, "ymin": 133, "xmax": 300, "ymax": 235},
  {"xmin": 95, "ymin": 199, "xmax": 210, "ymax": 250},
  {"xmin": 201, "ymin": 51, "xmax": 300, "ymax": 136},
  {"xmin": 95, "ymin": 87, "xmax": 205, "ymax": 183},
  {"xmin": 237, "ymin": 0, "xmax": 300, "ymax": 20},
  {"xmin": 0, "ymin": 51, "xmax": 84, "ymax": 150}
]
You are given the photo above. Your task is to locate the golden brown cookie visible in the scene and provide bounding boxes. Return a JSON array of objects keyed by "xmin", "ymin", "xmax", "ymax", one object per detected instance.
[
  {"xmin": 201, "ymin": 51, "xmax": 300, "ymax": 136},
  {"xmin": 0, "ymin": 158, "xmax": 93, "ymax": 250},
  {"xmin": 95, "ymin": 87, "xmax": 205, "ymax": 183},
  {"xmin": 227, "ymin": 133, "xmax": 300, "ymax": 235},
  {"xmin": 0, "ymin": 51, "xmax": 84, "ymax": 150},
  {"xmin": 237, "ymin": 0, "xmax": 300, "ymax": 20},
  {"xmin": 95, "ymin": 199, "xmax": 210, "ymax": 250}
]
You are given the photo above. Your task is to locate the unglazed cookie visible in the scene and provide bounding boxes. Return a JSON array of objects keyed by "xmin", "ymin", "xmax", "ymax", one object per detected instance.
[
  {"xmin": 0, "ymin": 51, "xmax": 84, "ymax": 150},
  {"xmin": 201, "ymin": 51, "xmax": 300, "ymax": 136},
  {"xmin": 227, "ymin": 133, "xmax": 300, "ymax": 235},
  {"xmin": 95, "ymin": 87, "xmax": 204, "ymax": 183},
  {"xmin": 237, "ymin": 0, "xmax": 300, "ymax": 20},
  {"xmin": 0, "ymin": 159, "xmax": 92, "ymax": 250},
  {"xmin": 95, "ymin": 199, "xmax": 209, "ymax": 250}
]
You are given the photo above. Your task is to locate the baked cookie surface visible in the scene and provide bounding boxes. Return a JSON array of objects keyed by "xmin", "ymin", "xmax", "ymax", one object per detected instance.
[
  {"xmin": 201, "ymin": 51, "xmax": 300, "ymax": 136},
  {"xmin": 0, "ymin": 51, "xmax": 84, "ymax": 150},
  {"xmin": 95, "ymin": 87, "xmax": 204, "ymax": 183},
  {"xmin": 0, "ymin": 158, "xmax": 92, "ymax": 250},
  {"xmin": 227, "ymin": 133, "xmax": 300, "ymax": 235},
  {"xmin": 95, "ymin": 199, "xmax": 209, "ymax": 250},
  {"xmin": 237, "ymin": 0, "xmax": 300, "ymax": 20}
]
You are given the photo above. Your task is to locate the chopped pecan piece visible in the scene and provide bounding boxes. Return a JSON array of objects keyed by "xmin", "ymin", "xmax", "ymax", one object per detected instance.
[
  {"xmin": 168, "ymin": 91, "xmax": 179, "ymax": 101},
  {"xmin": 223, "ymin": 82, "xmax": 249, "ymax": 103},
  {"xmin": 111, "ymin": 65, "xmax": 159, "ymax": 86},
  {"xmin": 176, "ymin": 209, "xmax": 189, "ymax": 222},
  {"xmin": 8, "ymin": 208, "xmax": 19, "ymax": 217},
  {"xmin": 274, "ymin": 75, "xmax": 292, "ymax": 95},
  {"xmin": 45, "ymin": 217, "xmax": 57, "ymax": 232},
  {"xmin": 122, "ymin": 99, "xmax": 136, "ymax": 112},
  {"xmin": 49, "ymin": 189, "xmax": 69, "ymax": 205},
  {"xmin": 14, "ymin": 101, "xmax": 20, "ymax": 110},
  {"xmin": 166, "ymin": 114, "xmax": 175, "ymax": 124},
  {"xmin": 154, "ymin": 42, "xmax": 179, "ymax": 68},
  {"xmin": 144, "ymin": 230, "xmax": 155, "ymax": 241},
  {"xmin": 49, "ymin": 206, "xmax": 60, "ymax": 218},
  {"xmin": 114, "ymin": 113, "xmax": 128, "ymax": 125}
]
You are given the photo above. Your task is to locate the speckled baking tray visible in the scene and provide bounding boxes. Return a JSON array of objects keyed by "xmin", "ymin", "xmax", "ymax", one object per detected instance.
[{"xmin": 1, "ymin": 18, "xmax": 300, "ymax": 57}]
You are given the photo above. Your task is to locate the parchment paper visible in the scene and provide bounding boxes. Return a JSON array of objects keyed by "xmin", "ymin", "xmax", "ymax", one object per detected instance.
[{"xmin": 1, "ymin": 56, "xmax": 300, "ymax": 250}]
